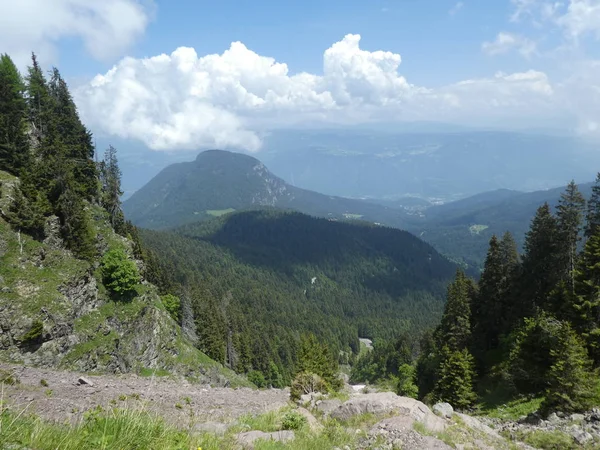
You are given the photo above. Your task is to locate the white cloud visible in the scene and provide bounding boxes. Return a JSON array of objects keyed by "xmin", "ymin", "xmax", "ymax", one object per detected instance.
[
  {"xmin": 449, "ymin": 2, "xmax": 465, "ymax": 16},
  {"xmin": 75, "ymin": 34, "xmax": 576, "ymax": 152},
  {"xmin": 0, "ymin": 0, "xmax": 151, "ymax": 67},
  {"xmin": 482, "ymin": 32, "xmax": 538, "ymax": 57}
]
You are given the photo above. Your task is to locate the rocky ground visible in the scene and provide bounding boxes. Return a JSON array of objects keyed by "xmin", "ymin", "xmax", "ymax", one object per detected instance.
[
  {"xmin": 0, "ymin": 363, "xmax": 288, "ymax": 428},
  {"xmin": 2, "ymin": 363, "xmax": 600, "ymax": 449}
]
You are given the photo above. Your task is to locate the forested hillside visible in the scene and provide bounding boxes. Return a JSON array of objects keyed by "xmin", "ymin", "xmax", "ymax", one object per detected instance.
[
  {"xmin": 139, "ymin": 209, "xmax": 458, "ymax": 385},
  {"xmin": 0, "ymin": 53, "xmax": 248, "ymax": 384},
  {"xmin": 123, "ymin": 149, "xmax": 408, "ymax": 230},
  {"xmin": 353, "ymin": 180, "xmax": 600, "ymax": 416}
]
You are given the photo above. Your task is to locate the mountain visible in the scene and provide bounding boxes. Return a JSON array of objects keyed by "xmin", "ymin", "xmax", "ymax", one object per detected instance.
[
  {"xmin": 123, "ymin": 149, "xmax": 410, "ymax": 230},
  {"xmin": 404, "ymin": 182, "xmax": 595, "ymax": 269},
  {"xmin": 259, "ymin": 129, "xmax": 600, "ymax": 201},
  {"xmin": 139, "ymin": 208, "xmax": 459, "ymax": 382}
]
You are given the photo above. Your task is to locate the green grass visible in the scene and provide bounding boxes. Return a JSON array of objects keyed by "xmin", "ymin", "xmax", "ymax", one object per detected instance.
[
  {"xmin": 0, "ymin": 406, "xmax": 358, "ymax": 450},
  {"xmin": 206, "ymin": 208, "xmax": 235, "ymax": 217},
  {"xmin": 477, "ymin": 396, "xmax": 544, "ymax": 421},
  {"xmin": 510, "ymin": 429, "xmax": 578, "ymax": 450}
]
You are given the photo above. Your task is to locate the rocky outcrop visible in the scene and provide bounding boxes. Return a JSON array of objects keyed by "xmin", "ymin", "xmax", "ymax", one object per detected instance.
[
  {"xmin": 359, "ymin": 416, "xmax": 452, "ymax": 450},
  {"xmin": 330, "ymin": 392, "xmax": 447, "ymax": 433},
  {"xmin": 236, "ymin": 430, "xmax": 295, "ymax": 449}
]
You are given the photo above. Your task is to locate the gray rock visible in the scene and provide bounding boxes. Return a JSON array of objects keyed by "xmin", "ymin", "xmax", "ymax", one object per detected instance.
[
  {"xmin": 547, "ymin": 412, "xmax": 560, "ymax": 423},
  {"xmin": 433, "ymin": 402, "xmax": 454, "ymax": 419},
  {"xmin": 571, "ymin": 429, "xmax": 593, "ymax": 445},
  {"xmin": 296, "ymin": 407, "xmax": 322, "ymax": 431},
  {"xmin": 570, "ymin": 413, "xmax": 585, "ymax": 422},
  {"xmin": 315, "ymin": 398, "xmax": 343, "ymax": 416},
  {"xmin": 192, "ymin": 421, "xmax": 228, "ymax": 436},
  {"xmin": 236, "ymin": 430, "xmax": 294, "ymax": 449},
  {"xmin": 330, "ymin": 392, "xmax": 446, "ymax": 433}
]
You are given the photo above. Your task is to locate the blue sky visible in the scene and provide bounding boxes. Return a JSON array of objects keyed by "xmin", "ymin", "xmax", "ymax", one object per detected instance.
[{"xmin": 1, "ymin": 0, "xmax": 600, "ymax": 157}]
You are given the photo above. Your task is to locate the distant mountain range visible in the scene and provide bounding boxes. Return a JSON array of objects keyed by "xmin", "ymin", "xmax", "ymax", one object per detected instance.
[
  {"xmin": 259, "ymin": 129, "xmax": 600, "ymax": 201},
  {"xmin": 124, "ymin": 148, "xmax": 598, "ymax": 271}
]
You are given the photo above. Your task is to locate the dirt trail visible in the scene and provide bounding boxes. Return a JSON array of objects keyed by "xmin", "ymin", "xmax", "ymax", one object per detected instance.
[{"xmin": 1, "ymin": 364, "xmax": 289, "ymax": 427}]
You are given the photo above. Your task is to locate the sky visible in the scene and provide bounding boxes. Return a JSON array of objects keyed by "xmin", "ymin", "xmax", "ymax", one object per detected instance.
[{"xmin": 1, "ymin": 0, "xmax": 600, "ymax": 154}]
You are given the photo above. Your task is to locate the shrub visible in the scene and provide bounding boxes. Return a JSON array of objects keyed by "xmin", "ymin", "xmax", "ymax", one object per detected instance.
[
  {"xmin": 281, "ymin": 410, "xmax": 308, "ymax": 430},
  {"xmin": 290, "ymin": 372, "xmax": 327, "ymax": 401},
  {"xmin": 20, "ymin": 320, "xmax": 43, "ymax": 345},
  {"xmin": 396, "ymin": 363, "xmax": 419, "ymax": 399},
  {"xmin": 0, "ymin": 369, "xmax": 19, "ymax": 385},
  {"xmin": 101, "ymin": 248, "xmax": 140, "ymax": 295},
  {"xmin": 247, "ymin": 370, "xmax": 266, "ymax": 388},
  {"xmin": 160, "ymin": 294, "xmax": 180, "ymax": 322}
]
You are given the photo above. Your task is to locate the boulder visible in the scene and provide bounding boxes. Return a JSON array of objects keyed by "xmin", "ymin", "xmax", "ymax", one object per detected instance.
[
  {"xmin": 296, "ymin": 407, "xmax": 322, "ymax": 431},
  {"xmin": 433, "ymin": 402, "xmax": 454, "ymax": 419},
  {"xmin": 330, "ymin": 392, "xmax": 446, "ymax": 433},
  {"xmin": 77, "ymin": 376, "xmax": 94, "ymax": 387},
  {"xmin": 315, "ymin": 398, "xmax": 343, "ymax": 416},
  {"xmin": 192, "ymin": 421, "xmax": 228, "ymax": 436},
  {"xmin": 236, "ymin": 430, "xmax": 294, "ymax": 449},
  {"xmin": 363, "ymin": 416, "xmax": 452, "ymax": 450}
]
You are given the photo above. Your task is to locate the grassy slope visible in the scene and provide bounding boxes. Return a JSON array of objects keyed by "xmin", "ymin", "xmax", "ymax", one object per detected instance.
[{"xmin": 0, "ymin": 170, "xmax": 249, "ymax": 387}]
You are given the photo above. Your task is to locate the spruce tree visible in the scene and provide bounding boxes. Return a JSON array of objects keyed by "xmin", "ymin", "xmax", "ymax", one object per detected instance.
[
  {"xmin": 433, "ymin": 346, "xmax": 477, "ymax": 409},
  {"xmin": 100, "ymin": 145, "xmax": 124, "ymax": 231},
  {"xmin": 0, "ymin": 54, "xmax": 29, "ymax": 175},
  {"xmin": 25, "ymin": 53, "xmax": 54, "ymax": 150},
  {"xmin": 519, "ymin": 203, "xmax": 561, "ymax": 317},
  {"xmin": 570, "ymin": 232, "xmax": 600, "ymax": 364},
  {"xmin": 556, "ymin": 181, "xmax": 586, "ymax": 293},
  {"xmin": 436, "ymin": 269, "xmax": 474, "ymax": 351}
]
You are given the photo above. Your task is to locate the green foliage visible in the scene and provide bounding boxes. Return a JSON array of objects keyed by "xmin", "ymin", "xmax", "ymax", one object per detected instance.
[
  {"xmin": 4, "ymin": 183, "xmax": 45, "ymax": 238},
  {"xmin": 436, "ymin": 270, "xmax": 474, "ymax": 351},
  {"xmin": 100, "ymin": 145, "xmax": 125, "ymax": 230},
  {"xmin": 101, "ymin": 248, "xmax": 140, "ymax": 296},
  {"xmin": 281, "ymin": 411, "xmax": 308, "ymax": 430},
  {"xmin": 396, "ymin": 363, "xmax": 418, "ymax": 399},
  {"xmin": 247, "ymin": 370, "xmax": 267, "ymax": 388},
  {"xmin": 513, "ymin": 429, "xmax": 577, "ymax": 450},
  {"xmin": 0, "ymin": 368, "xmax": 19, "ymax": 385},
  {"xmin": 20, "ymin": 319, "xmax": 44, "ymax": 345},
  {"xmin": 297, "ymin": 333, "xmax": 342, "ymax": 392},
  {"xmin": 160, "ymin": 294, "xmax": 181, "ymax": 322},
  {"xmin": 350, "ymin": 334, "xmax": 413, "ymax": 384},
  {"xmin": 0, "ymin": 54, "xmax": 29, "ymax": 175},
  {"xmin": 290, "ymin": 372, "xmax": 327, "ymax": 401},
  {"xmin": 433, "ymin": 347, "xmax": 477, "ymax": 410}
]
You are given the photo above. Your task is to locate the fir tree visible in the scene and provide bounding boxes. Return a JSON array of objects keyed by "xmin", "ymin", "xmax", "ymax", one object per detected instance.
[
  {"xmin": 0, "ymin": 54, "xmax": 29, "ymax": 175},
  {"xmin": 25, "ymin": 53, "xmax": 54, "ymax": 150}
]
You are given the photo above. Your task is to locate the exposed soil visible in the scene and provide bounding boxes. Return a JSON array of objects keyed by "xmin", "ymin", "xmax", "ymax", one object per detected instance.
[{"xmin": 0, "ymin": 363, "xmax": 289, "ymax": 427}]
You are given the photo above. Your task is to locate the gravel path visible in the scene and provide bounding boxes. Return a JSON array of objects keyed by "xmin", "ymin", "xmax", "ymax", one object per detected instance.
[{"xmin": 1, "ymin": 363, "xmax": 289, "ymax": 427}]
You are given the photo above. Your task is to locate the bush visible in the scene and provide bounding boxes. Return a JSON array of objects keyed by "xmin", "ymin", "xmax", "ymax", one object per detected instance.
[
  {"xmin": 101, "ymin": 248, "xmax": 140, "ymax": 295},
  {"xmin": 0, "ymin": 369, "xmax": 19, "ymax": 385},
  {"xmin": 247, "ymin": 370, "xmax": 266, "ymax": 388},
  {"xmin": 160, "ymin": 294, "xmax": 180, "ymax": 322},
  {"xmin": 396, "ymin": 363, "xmax": 419, "ymax": 399},
  {"xmin": 20, "ymin": 320, "xmax": 43, "ymax": 345},
  {"xmin": 290, "ymin": 372, "xmax": 327, "ymax": 401},
  {"xmin": 281, "ymin": 410, "xmax": 308, "ymax": 430}
]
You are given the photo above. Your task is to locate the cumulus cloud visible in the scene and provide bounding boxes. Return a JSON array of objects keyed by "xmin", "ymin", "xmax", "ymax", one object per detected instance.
[
  {"xmin": 0, "ymin": 0, "xmax": 151, "ymax": 67},
  {"xmin": 75, "ymin": 33, "xmax": 600, "ymax": 151},
  {"xmin": 482, "ymin": 32, "xmax": 538, "ymax": 58}
]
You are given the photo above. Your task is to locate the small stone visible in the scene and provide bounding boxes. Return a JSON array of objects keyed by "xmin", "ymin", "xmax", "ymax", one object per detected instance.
[
  {"xmin": 77, "ymin": 376, "xmax": 94, "ymax": 387},
  {"xmin": 571, "ymin": 429, "xmax": 593, "ymax": 445},
  {"xmin": 547, "ymin": 412, "xmax": 560, "ymax": 424},
  {"xmin": 570, "ymin": 413, "xmax": 585, "ymax": 422}
]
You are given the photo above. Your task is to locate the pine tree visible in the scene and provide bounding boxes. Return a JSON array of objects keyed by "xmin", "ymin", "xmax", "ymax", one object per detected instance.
[
  {"xmin": 436, "ymin": 270, "xmax": 474, "ymax": 351},
  {"xmin": 0, "ymin": 54, "xmax": 29, "ymax": 175},
  {"xmin": 585, "ymin": 173, "xmax": 600, "ymax": 239},
  {"xmin": 25, "ymin": 53, "xmax": 54, "ymax": 150},
  {"xmin": 519, "ymin": 203, "xmax": 561, "ymax": 317},
  {"xmin": 296, "ymin": 333, "xmax": 341, "ymax": 390},
  {"xmin": 556, "ymin": 181, "xmax": 586, "ymax": 293}
]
